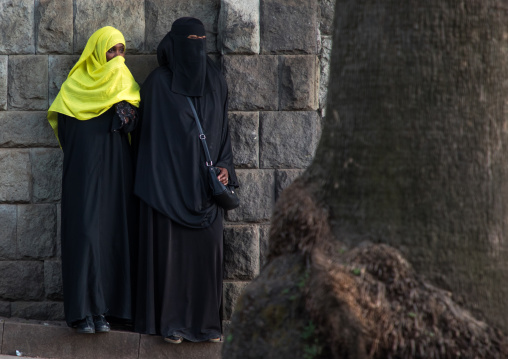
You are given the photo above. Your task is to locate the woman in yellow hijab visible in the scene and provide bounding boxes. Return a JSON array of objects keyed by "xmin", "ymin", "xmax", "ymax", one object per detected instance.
[{"xmin": 47, "ymin": 26, "xmax": 140, "ymax": 334}]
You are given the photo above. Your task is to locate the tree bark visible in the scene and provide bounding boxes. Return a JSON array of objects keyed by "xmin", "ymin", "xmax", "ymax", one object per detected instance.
[{"xmin": 305, "ymin": 0, "xmax": 508, "ymax": 330}]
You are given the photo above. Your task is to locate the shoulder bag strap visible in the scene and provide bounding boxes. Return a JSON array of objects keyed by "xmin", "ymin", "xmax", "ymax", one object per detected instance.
[{"xmin": 186, "ymin": 96, "xmax": 214, "ymax": 166}]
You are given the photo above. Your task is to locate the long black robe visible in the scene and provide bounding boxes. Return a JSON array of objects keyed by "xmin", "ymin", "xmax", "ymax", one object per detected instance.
[
  {"xmin": 133, "ymin": 57, "xmax": 238, "ymax": 341},
  {"xmin": 58, "ymin": 108, "xmax": 136, "ymax": 326}
]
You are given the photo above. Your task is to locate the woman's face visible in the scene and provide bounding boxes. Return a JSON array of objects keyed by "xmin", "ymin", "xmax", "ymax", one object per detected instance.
[{"xmin": 106, "ymin": 43, "xmax": 125, "ymax": 61}]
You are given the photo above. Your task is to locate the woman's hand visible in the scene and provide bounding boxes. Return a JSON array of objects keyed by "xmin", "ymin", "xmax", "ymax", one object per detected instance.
[{"xmin": 217, "ymin": 167, "xmax": 229, "ymax": 185}]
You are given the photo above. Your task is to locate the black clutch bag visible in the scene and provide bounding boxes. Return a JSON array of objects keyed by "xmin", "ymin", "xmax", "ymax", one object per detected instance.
[{"xmin": 187, "ymin": 97, "xmax": 240, "ymax": 211}]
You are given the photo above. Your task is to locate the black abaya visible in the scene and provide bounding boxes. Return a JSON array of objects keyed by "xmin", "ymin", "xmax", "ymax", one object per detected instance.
[
  {"xmin": 133, "ymin": 19, "xmax": 238, "ymax": 341},
  {"xmin": 135, "ymin": 200, "xmax": 223, "ymax": 341},
  {"xmin": 58, "ymin": 108, "xmax": 135, "ymax": 326}
]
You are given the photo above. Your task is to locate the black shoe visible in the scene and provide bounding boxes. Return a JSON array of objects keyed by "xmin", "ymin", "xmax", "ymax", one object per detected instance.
[
  {"xmin": 76, "ymin": 316, "xmax": 95, "ymax": 334},
  {"xmin": 93, "ymin": 315, "xmax": 111, "ymax": 333}
]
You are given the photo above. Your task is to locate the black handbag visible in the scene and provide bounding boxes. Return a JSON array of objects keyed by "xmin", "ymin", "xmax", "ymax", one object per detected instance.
[{"xmin": 186, "ymin": 97, "xmax": 240, "ymax": 210}]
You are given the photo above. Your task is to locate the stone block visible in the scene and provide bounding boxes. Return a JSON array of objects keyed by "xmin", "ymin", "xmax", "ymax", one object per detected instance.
[
  {"xmin": 259, "ymin": 224, "xmax": 270, "ymax": 267},
  {"xmin": 31, "ymin": 148, "xmax": 63, "ymax": 203},
  {"xmin": 11, "ymin": 302, "xmax": 64, "ymax": 321},
  {"xmin": 280, "ymin": 55, "xmax": 319, "ymax": 110},
  {"xmin": 2, "ymin": 321, "xmax": 140, "ymax": 359},
  {"xmin": 319, "ymin": 36, "xmax": 333, "ymax": 116},
  {"xmin": 17, "ymin": 204, "xmax": 57, "ymax": 259},
  {"xmin": 145, "ymin": 0, "xmax": 220, "ymax": 54},
  {"xmin": 44, "ymin": 260, "xmax": 63, "ymax": 300},
  {"xmin": 260, "ymin": 0, "xmax": 318, "ymax": 54},
  {"xmin": 226, "ymin": 169, "xmax": 275, "ymax": 222},
  {"xmin": 0, "ymin": 112, "xmax": 57, "ymax": 147},
  {"xmin": 139, "ymin": 334, "xmax": 222, "ymax": 359},
  {"xmin": 0, "ymin": 0, "xmax": 34, "ymax": 54},
  {"xmin": 35, "ymin": 0, "xmax": 73, "ymax": 54},
  {"xmin": 0, "ymin": 261, "xmax": 44, "ymax": 300},
  {"xmin": 0, "ymin": 149, "xmax": 31, "ymax": 203},
  {"xmin": 223, "ymin": 281, "xmax": 249, "ymax": 320},
  {"xmin": 275, "ymin": 169, "xmax": 305, "ymax": 201},
  {"xmin": 229, "ymin": 111, "xmax": 259, "ymax": 168},
  {"xmin": 260, "ymin": 111, "xmax": 321, "ymax": 168},
  {"xmin": 0, "ymin": 301, "xmax": 10, "ymax": 317},
  {"xmin": 124, "ymin": 55, "xmax": 159, "ymax": 85},
  {"xmin": 8, "ymin": 56, "xmax": 48, "ymax": 110},
  {"xmin": 0, "ymin": 56, "xmax": 6, "ymax": 110},
  {"xmin": 224, "ymin": 225, "xmax": 260, "ymax": 280},
  {"xmin": 0, "ymin": 205, "xmax": 17, "ymax": 260},
  {"xmin": 219, "ymin": 0, "xmax": 260, "ymax": 54},
  {"xmin": 319, "ymin": 0, "xmax": 335, "ymax": 35},
  {"xmin": 48, "ymin": 55, "xmax": 80, "ymax": 106},
  {"xmin": 223, "ymin": 55, "xmax": 278, "ymax": 111},
  {"xmin": 74, "ymin": 0, "xmax": 145, "ymax": 54}
]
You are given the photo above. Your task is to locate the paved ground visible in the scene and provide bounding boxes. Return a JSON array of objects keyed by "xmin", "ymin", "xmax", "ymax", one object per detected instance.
[{"xmin": 0, "ymin": 318, "xmax": 223, "ymax": 359}]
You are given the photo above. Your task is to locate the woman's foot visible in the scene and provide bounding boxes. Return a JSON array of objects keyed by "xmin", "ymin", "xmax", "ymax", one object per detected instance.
[
  {"xmin": 75, "ymin": 316, "xmax": 95, "ymax": 334},
  {"xmin": 209, "ymin": 336, "xmax": 222, "ymax": 343},
  {"xmin": 93, "ymin": 315, "xmax": 111, "ymax": 333},
  {"xmin": 164, "ymin": 335, "xmax": 183, "ymax": 344}
]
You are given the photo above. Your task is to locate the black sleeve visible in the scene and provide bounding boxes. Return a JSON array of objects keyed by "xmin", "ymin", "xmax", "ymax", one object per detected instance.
[{"xmin": 111, "ymin": 101, "xmax": 139, "ymax": 133}]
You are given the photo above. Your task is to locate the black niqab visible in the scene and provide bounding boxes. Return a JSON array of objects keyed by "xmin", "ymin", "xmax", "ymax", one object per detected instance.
[{"xmin": 157, "ymin": 17, "xmax": 207, "ymax": 97}]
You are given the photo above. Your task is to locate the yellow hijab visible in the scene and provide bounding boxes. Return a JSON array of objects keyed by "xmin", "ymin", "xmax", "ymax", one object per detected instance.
[{"xmin": 47, "ymin": 26, "xmax": 140, "ymax": 143}]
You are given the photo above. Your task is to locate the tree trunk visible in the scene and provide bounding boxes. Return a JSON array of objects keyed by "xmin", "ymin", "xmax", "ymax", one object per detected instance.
[
  {"xmin": 223, "ymin": 1, "xmax": 508, "ymax": 358},
  {"xmin": 306, "ymin": 0, "xmax": 508, "ymax": 330}
]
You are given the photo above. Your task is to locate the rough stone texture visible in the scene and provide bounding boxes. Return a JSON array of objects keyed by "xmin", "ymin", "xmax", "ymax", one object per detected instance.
[
  {"xmin": 223, "ymin": 281, "xmax": 249, "ymax": 320},
  {"xmin": 219, "ymin": 0, "xmax": 260, "ymax": 54},
  {"xmin": 31, "ymin": 149, "xmax": 63, "ymax": 203},
  {"xmin": 44, "ymin": 260, "xmax": 63, "ymax": 300},
  {"xmin": 224, "ymin": 225, "xmax": 260, "ymax": 280},
  {"xmin": 280, "ymin": 55, "xmax": 319, "ymax": 111},
  {"xmin": 139, "ymin": 335, "xmax": 222, "ymax": 359},
  {"xmin": 2, "ymin": 322, "xmax": 140, "ymax": 359},
  {"xmin": 0, "ymin": 261, "xmax": 44, "ymax": 300},
  {"xmin": 48, "ymin": 55, "xmax": 80, "ymax": 106},
  {"xmin": 260, "ymin": 111, "xmax": 321, "ymax": 169},
  {"xmin": 145, "ymin": 0, "xmax": 220, "ymax": 54},
  {"xmin": 260, "ymin": 0, "xmax": 318, "ymax": 54},
  {"xmin": 124, "ymin": 55, "xmax": 159, "ymax": 85},
  {"xmin": 0, "ymin": 0, "xmax": 34, "ymax": 54},
  {"xmin": 259, "ymin": 224, "xmax": 270, "ymax": 267},
  {"xmin": 74, "ymin": 0, "xmax": 145, "ymax": 54},
  {"xmin": 319, "ymin": 0, "xmax": 335, "ymax": 35},
  {"xmin": 0, "ymin": 149, "xmax": 31, "ymax": 203},
  {"xmin": 223, "ymin": 55, "xmax": 278, "ymax": 111},
  {"xmin": 0, "ymin": 112, "xmax": 56, "ymax": 148},
  {"xmin": 228, "ymin": 111, "xmax": 259, "ymax": 168},
  {"xmin": 0, "ymin": 205, "xmax": 16, "ymax": 260},
  {"xmin": 319, "ymin": 36, "xmax": 332, "ymax": 117},
  {"xmin": 17, "ymin": 204, "xmax": 57, "ymax": 259},
  {"xmin": 8, "ymin": 56, "xmax": 48, "ymax": 110},
  {"xmin": 275, "ymin": 169, "xmax": 305, "ymax": 201},
  {"xmin": 0, "ymin": 56, "xmax": 6, "ymax": 110},
  {"xmin": 0, "ymin": 301, "xmax": 10, "ymax": 317},
  {"xmin": 56, "ymin": 204, "xmax": 61, "ymax": 258},
  {"xmin": 11, "ymin": 302, "xmax": 64, "ymax": 321},
  {"xmin": 226, "ymin": 170, "xmax": 275, "ymax": 222},
  {"xmin": 35, "ymin": 0, "xmax": 73, "ymax": 54}
]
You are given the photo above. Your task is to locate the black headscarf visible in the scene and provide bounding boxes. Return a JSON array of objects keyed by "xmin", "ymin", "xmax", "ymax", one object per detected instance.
[
  {"xmin": 132, "ymin": 17, "xmax": 238, "ymax": 229},
  {"xmin": 157, "ymin": 17, "xmax": 207, "ymax": 97}
]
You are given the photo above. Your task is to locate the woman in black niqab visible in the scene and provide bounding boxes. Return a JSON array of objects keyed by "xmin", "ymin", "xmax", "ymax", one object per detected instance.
[{"xmin": 133, "ymin": 17, "xmax": 238, "ymax": 343}]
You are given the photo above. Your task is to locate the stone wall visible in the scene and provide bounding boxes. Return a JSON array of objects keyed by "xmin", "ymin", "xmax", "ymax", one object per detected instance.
[{"xmin": 0, "ymin": 0, "xmax": 334, "ymax": 321}]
